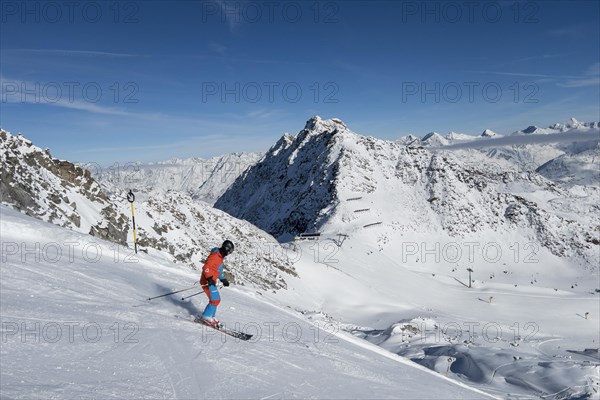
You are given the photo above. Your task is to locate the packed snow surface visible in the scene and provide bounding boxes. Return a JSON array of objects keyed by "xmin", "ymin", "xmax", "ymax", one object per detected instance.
[{"xmin": 0, "ymin": 207, "xmax": 490, "ymax": 399}]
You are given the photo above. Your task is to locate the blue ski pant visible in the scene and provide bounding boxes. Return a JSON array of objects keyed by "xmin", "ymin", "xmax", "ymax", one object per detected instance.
[{"xmin": 202, "ymin": 284, "xmax": 220, "ymax": 318}]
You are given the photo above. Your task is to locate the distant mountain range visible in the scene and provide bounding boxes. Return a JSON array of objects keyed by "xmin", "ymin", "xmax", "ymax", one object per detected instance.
[
  {"xmin": 2, "ymin": 116, "xmax": 598, "ymax": 279},
  {"xmin": 95, "ymin": 152, "xmax": 263, "ymax": 205}
]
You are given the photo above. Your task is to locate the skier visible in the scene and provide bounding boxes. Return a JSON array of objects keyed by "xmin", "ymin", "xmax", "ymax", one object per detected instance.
[{"xmin": 198, "ymin": 240, "xmax": 234, "ymax": 327}]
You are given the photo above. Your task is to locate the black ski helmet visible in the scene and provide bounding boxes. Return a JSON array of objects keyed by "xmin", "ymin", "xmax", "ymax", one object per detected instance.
[{"xmin": 220, "ymin": 240, "xmax": 234, "ymax": 256}]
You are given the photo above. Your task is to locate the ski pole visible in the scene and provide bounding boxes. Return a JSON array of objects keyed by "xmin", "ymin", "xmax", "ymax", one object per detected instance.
[
  {"xmin": 181, "ymin": 291, "xmax": 204, "ymax": 300},
  {"xmin": 181, "ymin": 284, "xmax": 211, "ymax": 300},
  {"xmin": 147, "ymin": 283, "xmax": 198, "ymax": 301}
]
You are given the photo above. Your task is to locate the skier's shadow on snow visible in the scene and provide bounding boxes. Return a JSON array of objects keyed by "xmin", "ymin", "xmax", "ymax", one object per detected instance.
[{"xmin": 155, "ymin": 284, "xmax": 203, "ymax": 317}]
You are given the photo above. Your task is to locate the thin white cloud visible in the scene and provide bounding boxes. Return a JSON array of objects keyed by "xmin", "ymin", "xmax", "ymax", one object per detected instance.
[
  {"xmin": 72, "ymin": 131, "xmax": 275, "ymax": 164},
  {"xmin": 557, "ymin": 77, "xmax": 600, "ymax": 88},
  {"xmin": 47, "ymin": 99, "xmax": 139, "ymax": 116},
  {"xmin": 204, "ymin": 108, "xmax": 287, "ymax": 122},
  {"xmin": 471, "ymin": 71, "xmax": 581, "ymax": 79},
  {"xmin": 209, "ymin": 42, "xmax": 227, "ymax": 55},
  {"xmin": 242, "ymin": 109, "xmax": 284, "ymax": 119},
  {"xmin": 547, "ymin": 26, "xmax": 585, "ymax": 39},
  {"xmin": 2, "ymin": 49, "xmax": 140, "ymax": 57},
  {"xmin": 490, "ymin": 54, "xmax": 567, "ymax": 69},
  {"xmin": 557, "ymin": 62, "xmax": 600, "ymax": 88},
  {"xmin": 1, "ymin": 77, "xmax": 153, "ymax": 117},
  {"xmin": 586, "ymin": 62, "xmax": 600, "ymax": 75},
  {"xmin": 474, "ymin": 62, "xmax": 600, "ymax": 88}
]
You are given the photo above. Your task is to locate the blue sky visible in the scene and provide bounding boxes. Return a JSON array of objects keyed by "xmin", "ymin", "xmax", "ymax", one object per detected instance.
[{"xmin": 1, "ymin": 0, "xmax": 599, "ymax": 164}]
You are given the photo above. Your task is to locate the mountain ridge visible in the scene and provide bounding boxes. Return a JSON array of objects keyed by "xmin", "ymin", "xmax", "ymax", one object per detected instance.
[
  {"xmin": 216, "ymin": 116, "xmax": 599, "ymax": 271},
  {"xmin": 0, "ymin": 129, "xmax": 294, "ymax": 290}
]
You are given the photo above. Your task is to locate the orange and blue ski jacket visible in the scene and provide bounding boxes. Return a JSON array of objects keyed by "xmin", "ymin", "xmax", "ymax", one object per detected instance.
[{"xmin": 201, "ymin": 247, "xmax": 225, "ymax": 284}]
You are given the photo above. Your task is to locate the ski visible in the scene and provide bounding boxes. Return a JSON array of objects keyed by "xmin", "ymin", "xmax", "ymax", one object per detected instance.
[
  {"xmin": 195, "ymin": 318, "xmax": 254, "ymax": 341},
  {"xmin": 175, "ymin": 315, "xmax": 253, "ymax": 341}
]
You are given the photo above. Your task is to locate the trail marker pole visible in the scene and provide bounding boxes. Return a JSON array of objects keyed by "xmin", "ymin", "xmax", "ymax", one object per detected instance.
[{"xmin": 127, "ymin": 189, "xmax": 138, "ymax": 254}]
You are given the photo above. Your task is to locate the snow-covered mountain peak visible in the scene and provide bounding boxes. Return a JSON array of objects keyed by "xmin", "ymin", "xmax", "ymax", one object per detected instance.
[
  {"xmin": 280, "ymin": 116, "xmax": 361, "ymax": 168},
  {"xmin": 216, "ymin": 117, "xmax": 370, "ymax": 239},
  {"xmin": 548, "ymin": 117, "xmax": 598, "ymax": 132},
  {"xmin": 522, "ymin": 125, "xmax": 540, "ymax": 134},
  {"xmin": 399, "ymin": 134, "xmax": 420, "ymax": 142},
  {"xmin": 567, "ymin": 117, "xmax": 582, "ymax": 128},
  {"xmin": 2, "ymin": 130, "xmax": 35, "ymax": 154},
  {"xmin": 217, "ymin": 118, "xmax": 599, "ymax": 271},
  {"xmin": 421, "ymin": 132, "xmax": 448, "ymax": 146},
  {"xmin": 511, "ymin": 125, "xmax": 548, "ymax": 135},
  {"xmin": 481, "ymin": 128, "xmax": 498, "ymax": 137},
  {"xmin": 509, "ymin": 119, "xmax": 600, "ymax": 136},
  {"xmin": 446, "ymin": 131, "xmax": 475, "ymax": 141},
  {"xmin": 303, "ymin": 115, "xmax": 348, "ymax": 134}
]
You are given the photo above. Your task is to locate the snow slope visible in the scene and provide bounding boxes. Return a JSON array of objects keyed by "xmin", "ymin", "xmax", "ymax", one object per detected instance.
[
  {"xmin": 267, "ymin": 234, "xmax": 600, "ymax": 399},
  {"xmin": 0, "ymin": 206, "xmax": 490, "ymax": 399},
  {"xmin": 537, "ymin": 141, "xmax": 600, "ymax": 186}
]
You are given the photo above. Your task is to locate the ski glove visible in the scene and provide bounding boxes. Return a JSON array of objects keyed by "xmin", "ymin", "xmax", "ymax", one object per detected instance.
[
  {"xmin": 221, "ymin": 279, "xmax": 230, "ymax": 287},
  {"xmin": 206, "ymin": 277, "xmax": 216, "ymax": 287}
]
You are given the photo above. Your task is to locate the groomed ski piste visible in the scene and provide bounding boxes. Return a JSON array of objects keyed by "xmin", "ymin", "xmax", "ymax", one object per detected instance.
[{"xmin": 0, "ymin": 206, "xmax": 491, "ymax": 399}]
